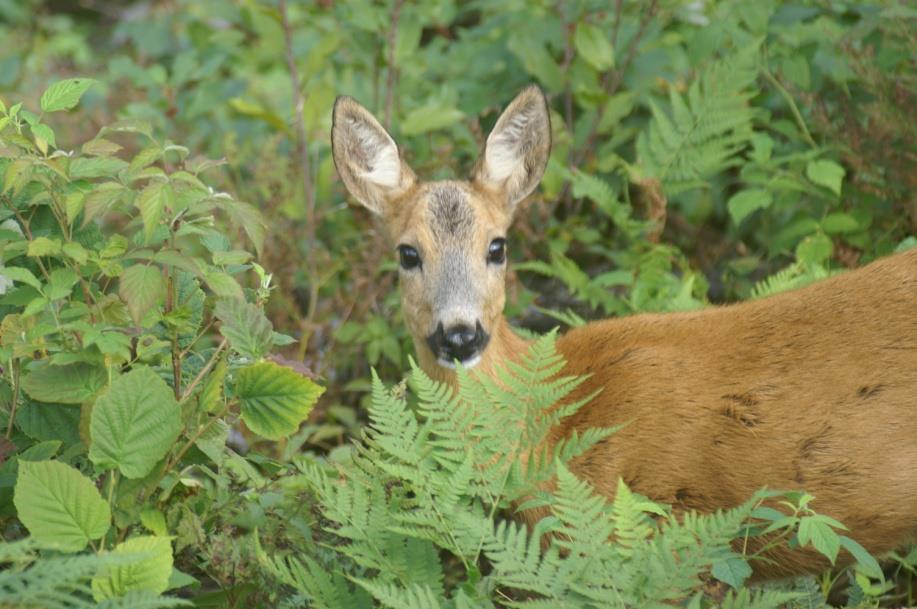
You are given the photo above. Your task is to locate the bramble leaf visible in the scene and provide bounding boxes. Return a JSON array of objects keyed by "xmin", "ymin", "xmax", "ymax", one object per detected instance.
[
  {"xmin": 14, "ymin": 459, "xmax": 110, "ymax": 552},
  {"xmin": 89, "ymin": 367, "xmax": 182, "ymax": 478}
]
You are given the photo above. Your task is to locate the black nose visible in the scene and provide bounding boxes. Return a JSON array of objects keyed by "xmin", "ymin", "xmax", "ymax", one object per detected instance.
[{"xmin": 427, "ymin": 321, "xmax": 489, "ymax": 364}]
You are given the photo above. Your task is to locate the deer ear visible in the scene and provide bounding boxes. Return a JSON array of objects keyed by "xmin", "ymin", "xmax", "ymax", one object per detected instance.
[
  {"xmin": 473, "ymin": 85, "xmax": 551, "ymax": 210},
  {"xmin": 331, "ymin": 96, "xmax": 416, "ymax": 215}
]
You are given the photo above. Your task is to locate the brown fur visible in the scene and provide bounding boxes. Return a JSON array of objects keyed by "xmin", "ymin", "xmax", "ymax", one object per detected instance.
[{"xmin": 331, "ymin": 86, "xmax": 917, "ymax": 579}]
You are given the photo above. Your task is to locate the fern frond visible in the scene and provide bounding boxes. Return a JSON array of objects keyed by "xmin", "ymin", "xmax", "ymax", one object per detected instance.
[
  {"xmin": 353, "ymin": 579, "xmax": 445, "ymax": 609},
  {"xmin": 751, "ymin": 262, "xmax": 832, "ymax": 299},
  {"xmin": 637, "ymin": 44, "xmax": 760, "ymax": 196}
]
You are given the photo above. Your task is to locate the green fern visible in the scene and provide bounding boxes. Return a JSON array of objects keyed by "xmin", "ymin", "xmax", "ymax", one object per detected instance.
[
  {"xmin": 0, "ymin": 540, "xmax": 189, "ymax": 609},
  {"xmin": 637, "ymin": 43, "xmax": 761, "ymax": 196},
  {"xmin": 751, "ymin": 262, "xmax": 833, "ymax": 299},
  {"xmin": 265, "ymin": 335, "xmax": 864, "ymax": 608}
]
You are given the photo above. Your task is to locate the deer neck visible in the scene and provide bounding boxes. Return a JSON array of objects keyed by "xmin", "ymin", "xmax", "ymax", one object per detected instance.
[{"xmin": 415, "ymin": 316, "xmax": 531, "ymax": 387}]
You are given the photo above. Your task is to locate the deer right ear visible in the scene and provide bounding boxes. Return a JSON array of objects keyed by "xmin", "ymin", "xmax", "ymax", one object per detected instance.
[
  {"xmin": 331, "ymin": 96, "xmax": 415, "ymax": 215},
  {"xmin": 473, "ymin": 85, "xmax": 552, "ymax": 211}
]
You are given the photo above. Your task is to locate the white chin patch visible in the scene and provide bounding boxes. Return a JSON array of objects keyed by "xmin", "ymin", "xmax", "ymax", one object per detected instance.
[{"xmin": 437, "ymin": 354, "xmax": 482, "ymax": 370}]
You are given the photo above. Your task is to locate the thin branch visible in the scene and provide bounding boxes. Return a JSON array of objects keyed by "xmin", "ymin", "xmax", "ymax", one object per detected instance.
[
  {"xmin": 180, "ymin": 338, "xmax": 227, "ymax": 403},
  {"xmin": 384, "ymin": 0, "xmax": 404, "ymax": 130},
  {"xmin": 574, "ymin": 0, "xmax": 659, "ymax": 168},
  {"xmin": 279, "ymin": 0, "xmax": 316, "ymax": 245}
]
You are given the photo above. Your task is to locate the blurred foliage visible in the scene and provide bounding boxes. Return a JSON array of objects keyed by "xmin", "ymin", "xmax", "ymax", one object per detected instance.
[{"xmin": 0, "ymin": 0, "xmax": 915, "ymax": 605}]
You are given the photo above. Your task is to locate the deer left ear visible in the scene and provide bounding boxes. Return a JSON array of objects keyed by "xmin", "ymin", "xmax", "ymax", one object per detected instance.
[
  {"xmin": 473, "ymin": 85, "xmax": 552, "ymax": 211},
  {"xmin": 331, "ymin": 96, "xmax": 416, "ymax": 216}
]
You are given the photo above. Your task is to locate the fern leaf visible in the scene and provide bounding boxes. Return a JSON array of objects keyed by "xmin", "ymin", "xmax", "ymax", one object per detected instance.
[{"xmin": 637, "ymin": 44, "xmax": 760, "ymax": 196}]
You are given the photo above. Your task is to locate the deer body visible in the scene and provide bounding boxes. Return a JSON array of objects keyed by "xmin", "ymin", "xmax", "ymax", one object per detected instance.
[{"xmin": 331, "ymin": 86, "xmax": 917, "ymax": 578}]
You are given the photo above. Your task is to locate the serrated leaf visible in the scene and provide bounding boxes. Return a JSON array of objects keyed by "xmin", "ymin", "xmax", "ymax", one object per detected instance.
[
  {"xmin": 220, "ymin": 200, "xmax": 266, "ymax": 258},
  {"xmin": 136, "ymin": 181, "xmax": 174, "ymax": 243},
  {"xmin": 198, "ymin": 357, "xmax": 227, "ymax": 413},
  {"xmin": 31, "ymin": 123, "xmax": 56, "ymax": 152},
  {"xmin": 70, "ymin": 157, "xmax": 129, "ymax": 179},
  {"xmin": 92, "ymin": 535, "xmax": 174, "ymax": 600},
  {"xmin": 15, "ymin": 401, "xmax": 82, "ymax": 444},
  {"xmin": 40, "ymin": 78, "xmax": 97, "ymax": 112},
  {"xmin": 798, "ymin": 517, "xmax": 840, "ymax": 564},
  {"xmin": 27, "ymin": 236, "xmax": 62, "ymax": 257},
  {"xmin": 574, "ymin": 23, "xmax": 614, "ymax": 71},
  {"xmin": 119, "ymin": 264, "xmax": 165, "ymax": 325},
  {"xmin": 203, "ymin": 271, "xmax": 243, "ymax": 299},
  {"xmin": 21, "ymin": 362, "xmax": 107, "ymax": 404},
  {"xmin": 712, "ymin": 555, "xmax": 752, "ymax": 588},
  {"xmin": 13, "ymin": 459, "xmax": 110, "ymax": 552},
  {"xmin": 89, "ymin": 367, "xmax": 182, "ymax": 479},
  {"xmin": 235, "ymin": 361, "xmax": 324, "ymax": 440},
  {"xmin": 195, "ymin": 418, "xmax": 229, "ymax": 465},
  {"xmin": 82, "ymin": 137, "xmax": 123, "ymax": 156},
  {"xmin": 83, "ymin": 182, "xmax": 128, "ymax": 227},
  {"xmin": 806, "ymin": 159, "xmax": 844, "ymax": 196},
  {"xmin": 0, "ymin": 266, "xmax": 42, "ymax": 290},
  {"xmin": 215, "ymin": 298, "xmax": 274, "ymax": 360},
  {"xmin": 727, "ymin": 189, "xmax": 773, "ymax": 225}
]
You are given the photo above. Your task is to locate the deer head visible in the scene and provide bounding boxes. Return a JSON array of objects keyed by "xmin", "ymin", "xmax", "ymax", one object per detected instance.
[{"xmin": 331, "ymin": 86, "xmax": 551, "ymax": 375}]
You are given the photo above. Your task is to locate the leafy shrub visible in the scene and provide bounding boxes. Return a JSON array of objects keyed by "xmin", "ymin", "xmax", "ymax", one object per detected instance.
[{"xmin": 0, "ymin": 81, "xmax": 323, "ymax": 605}]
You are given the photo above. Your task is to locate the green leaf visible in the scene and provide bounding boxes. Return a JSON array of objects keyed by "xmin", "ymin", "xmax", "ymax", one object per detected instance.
[
  {"xmin": 89, "ymin": 367, "xmax": 182, "ymax": 479},
  {"xmin": 140, "ymin": 508, "xmax": 168, "ymax": 536},
  {"xmin": 400, "ymin": 104, "xmax": 464, "ymax": 136},
  {"xmin": 40, "ymin": 78, "xmax": 98, "ymax": 112},
  {"xmin": 574, "ymin": 23, "xmax": 614, "ymax": 71},
  {"xmin": 21, "ymin": 362, "xmax": 107, "ymax": 404},
  {"xmin": 821, "ymin": 212, "xmax": 860, "ymax": 234},
  {"xmin": 92, "ymin": 535, "xmax": 174, "ymax": 600},
  {"xmin": 136, "ymin": 181, "xmax": 174, "ymax": 242},
  {"xmin": 0, "ymin": 266, "xmax": 42, "ymax": 290},
  {"xmin": 806, "ymin": 159, "xmax": 845, "ymax": 196},
  {"xmin": 31, "ymin": 123, "xmax": 56, "ymax": 152},
  {"xmin": 70, "ymin": 157, "xmax": 129, "ymax": 179},
  {"xmin": 215, "ymin": 298, "xmax": 274, "ymax": 360},
  {"xmin": 711, "ymin": 555, "xmax": 752, "ymax": 588},
  {"xmin": 727, "ymin": 189, "xmax": 773, "ymax": 225},
  {"xmin": 798, "ymin": 516, "xmax": 840, "ymax": 564},
  {"xmin": 119, "ymin": 264, "xmax": 165, "ymax": 325},
  {"xmin": 839, "ymin": 535, "xmax": 883, "ymax": 579},
  {"xmin": 27, "ymin": 236, "xmax": 62, "ymax": 257},
  {"xmin": 235, "ymin": 361, "xmax": 324, "ymax": 441},
  {"xmin": 15, "ymin": 401, "xmax": 82, "ymax": 444},
  {"xmin": 204, "ymin": 271, "xmax": 243, "ymax": 299},
  {"xmin": 46, "ymin": 268, "xmax": 78, "ymax": 301},
  {"xmin": 13, "ymin": 459, "xmax": 110, "ymax": 552},
  {"xmin": 795, "ymin": 232, "xmax": 833, "ymax": 265}
]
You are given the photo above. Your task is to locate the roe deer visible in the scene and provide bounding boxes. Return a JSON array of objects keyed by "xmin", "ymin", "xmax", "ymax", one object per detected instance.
[{"xmin": 331, "ymin": 85, "xmax": 917, "ymax": 578}]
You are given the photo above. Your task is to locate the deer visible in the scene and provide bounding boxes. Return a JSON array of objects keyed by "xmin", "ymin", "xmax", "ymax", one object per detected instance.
[{"xmin": 330, "ymin": 85, "xmax": 917, "ymax": 579}]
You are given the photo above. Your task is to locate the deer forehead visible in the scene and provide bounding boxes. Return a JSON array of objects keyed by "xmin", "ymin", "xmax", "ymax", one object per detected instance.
[{"xmin": 390, "ymin": 182, "xmax": 510, "ymax": 254}]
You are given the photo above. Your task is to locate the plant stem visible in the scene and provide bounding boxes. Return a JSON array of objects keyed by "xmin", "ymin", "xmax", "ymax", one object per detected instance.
[
  {"xmin": 762, "ymin": 65, "xmax": 817, "ymax": 149},
  {"xmin": 279, "ymin": 0, "xmax": 316, "ymax": 248},
  {"xmin": 180, "ymin": 338, "xmax": 227, "ymax": 403},
  {"xmin": 384, "ymin": 0, "xmax": 404, "ymax": 131},
  {"xmin": 5, "ymin": 360, "xmax": 20, "ymax": 439}
]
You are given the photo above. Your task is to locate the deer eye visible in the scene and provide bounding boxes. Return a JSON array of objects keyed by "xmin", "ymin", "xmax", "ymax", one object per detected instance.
[
  {"xmin": 397, "ymin": 245, "xmax": 422, "ymax": 270},
  {"xmin": 487, "ymin": 238, "xmax": 506, "ymax": 265}
]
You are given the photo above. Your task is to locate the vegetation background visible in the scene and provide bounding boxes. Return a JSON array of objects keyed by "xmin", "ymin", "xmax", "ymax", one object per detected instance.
[{"xmin": 0, "ymin": 0, "xmax": 914, "ymax": 607}]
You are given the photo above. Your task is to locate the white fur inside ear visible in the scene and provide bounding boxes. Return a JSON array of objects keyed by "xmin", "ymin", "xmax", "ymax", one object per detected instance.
[
  {"xmin": 349, "ymin": 118, "xmax": 401, "ymax": 188},
  {"xmin": 483, "ymin": 110, "xmax": 532, "ymax": 183}
]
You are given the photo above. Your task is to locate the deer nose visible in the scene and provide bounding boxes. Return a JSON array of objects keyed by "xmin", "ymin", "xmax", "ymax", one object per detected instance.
[
  {"xmin": 445, "ymin": 324, "xmax": 478, "ymax": 349},
  {"xmin": 428, "ymin": 321, "xmax": 489, "ymax": 365}
]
